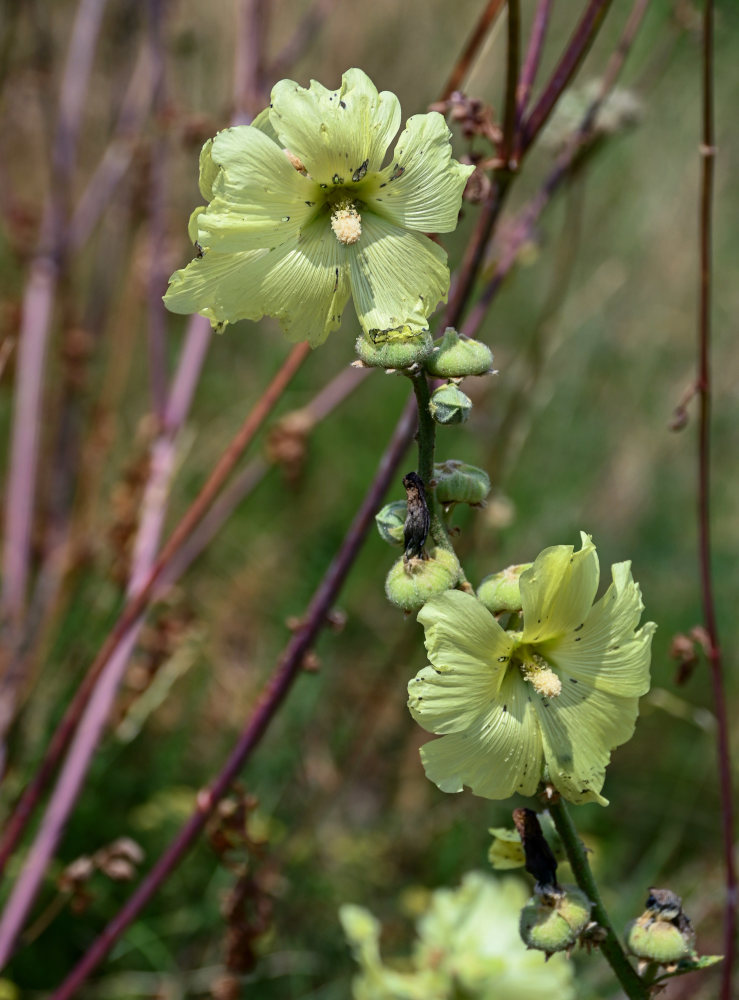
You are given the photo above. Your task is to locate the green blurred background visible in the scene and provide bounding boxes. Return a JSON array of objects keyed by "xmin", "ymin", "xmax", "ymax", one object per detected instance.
[{"xmin": 0, "ymin": 0, "xmax": 737, "ymax": 997}]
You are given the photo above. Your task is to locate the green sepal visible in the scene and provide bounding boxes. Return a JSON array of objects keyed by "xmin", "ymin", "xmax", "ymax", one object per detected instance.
[
  {"xmin": 424, "ymin": 327, "xmax": 494, "ymax": 378},
  {"xmin": 429, "ymin": 382, "xmax": 472, "ymax": 425}
]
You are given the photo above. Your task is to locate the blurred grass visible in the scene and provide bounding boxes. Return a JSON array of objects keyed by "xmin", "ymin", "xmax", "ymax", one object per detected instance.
[{"xmin": 0, "ymin": 0, "xmax": 737, "ymax": 997}]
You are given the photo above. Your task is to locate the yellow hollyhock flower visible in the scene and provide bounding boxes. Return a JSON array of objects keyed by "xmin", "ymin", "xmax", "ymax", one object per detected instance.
[
  {"xmin": 407, "ymin": 534, "xmax": 655, "ymax": 805},
  {"xmin": 164, "ymin": 68, "xmax": 473, "ymax": 346}
]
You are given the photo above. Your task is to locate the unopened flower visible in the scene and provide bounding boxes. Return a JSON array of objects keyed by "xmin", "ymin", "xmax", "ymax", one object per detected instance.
[
  {"xmin": 165, "ymin": 69, "xmax": 474, "ymax": 346},
  {"xmin": 407, "ymin": 534, "xmax": 655, "ymax": 805}
]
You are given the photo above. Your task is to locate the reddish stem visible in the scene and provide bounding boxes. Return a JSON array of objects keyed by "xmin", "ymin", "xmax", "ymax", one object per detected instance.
[
  {"xmin": 0, "ymin": 342, "xmax": 310, "ymax": 881},
  {"xmin": 48, "ymin": 401, "xmax": 417, "ymax": 1000},
  {"xmin": 697, "ymin": 3, "xmax": 736, "ymax": 997},
  {"xmin": 515, "ymin": 0, "xmax": 552, "ymax": 131},
  {"xmin": 439, "ymin": 0, "xmax": 507, "ymax": 102},
  {"xmin": 520, "ymin": 0, "xmax": 613, "ymax": 155}
]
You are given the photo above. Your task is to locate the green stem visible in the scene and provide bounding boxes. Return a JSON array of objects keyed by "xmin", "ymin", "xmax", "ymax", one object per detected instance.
[
  {"xmin": 548, "ymin": 798, "xmax": 649, "ymax": 1000},
  {"xmin": 409, "ymin": 372, "xmax": 456, "ymax": 558}
]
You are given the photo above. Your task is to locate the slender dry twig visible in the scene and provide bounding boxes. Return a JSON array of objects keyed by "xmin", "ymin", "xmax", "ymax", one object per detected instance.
[
  {"xmin": 145, "ymin": 0, "xmax": 169, "ymax": 421},
  {"xmin": 696, "ymin": 3, "xmax": 736, "ymax": 997},
  {"xmin": 520, "ymin": 0, "xmax": 613, "ymax": 155},
  {"xmin": 1, "ymin": 0, "xmax": 110, "ymax": 626},
  {"xmin": 0, "ymin": 342, "xmax": 310, "ymax": 889},
  {"xmin": 515, "ymin": 0, "xmax": 552, "ymax": 132},
  {"xmin": 500, "ymin": 0, "xmax": 520, "ymax": 166},
  {"xmin": 464, "ymin": 0, "xmax": 650, "ymax": 337},
  {"xmin": 439, "ymin": 0, "xmax": 507, "ymax": 102},
  {"xmin": 48, "ymin": 400, "xmax": 418, "ymax": 1000}
]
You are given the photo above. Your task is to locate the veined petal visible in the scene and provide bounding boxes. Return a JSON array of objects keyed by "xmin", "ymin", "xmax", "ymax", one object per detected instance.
[
  {"xmin": 369, "ymin": 112, "xmax": 474, "ymax": 233},
  {"xmin": 250, "ymin": 105, "xmax": 280, "ymax": 144},
  {"xmin": 198, "ymin": 138, "xmax": 218, "ymax": 201},
  {"xmin": 269, "ymin": 68, "xmax": 401, "ymax": 186},
  {"xmin": 540, "ymin": 561, "xmax": 654, "ymax": 697},
  {"xmin": 415, "ymin": 590, "xmax": 514, "ymax": 721},
  {"xmin": 520, "ymin": 532, "xmax": 599, "ymax": 644},
  {"xmin": 533, "ymin": 678, "xmax": 641, "ymax": 805},
  {"xmin": 418, "ymin": 670, "xmax": 544, "ymax": 799},
  {"xmin": 347, "ymin": 212, "xmax": 449, "ymax": 337},
  {"xmin": 164, "ymin": 218, "xmax": 351, "ymax": 345},
  {"xmin": 194, "ymin": 126, "xmax": 321, "ymax": 253}
]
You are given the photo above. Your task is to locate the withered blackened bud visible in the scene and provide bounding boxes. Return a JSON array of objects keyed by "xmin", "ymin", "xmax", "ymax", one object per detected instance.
[
  {"xmin": 402, "ymin": 471, "xmax": 430, "ymax": 561},
  {"xmin": 513, "ymin": 808, "xmax": 559, "ymax": 889}
]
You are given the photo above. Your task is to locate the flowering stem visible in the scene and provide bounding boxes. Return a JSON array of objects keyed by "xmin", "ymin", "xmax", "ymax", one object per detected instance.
[
  {"xmin": 409, "ymin": 371, "xmax": 454, "ymax": 556},
  {"xmin": 548, "ymin": 798, "xmax": 648, "ymax": 1000}
]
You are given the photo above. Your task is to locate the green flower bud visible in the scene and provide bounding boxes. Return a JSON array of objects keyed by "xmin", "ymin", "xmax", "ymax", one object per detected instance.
[
  {"xmin": 519, "ymin": 885, "xmax": 592, "ymax": 954},
  {"xmin": 625, "ymin": 919, "xmax": 693, "ymax": 965},
  {"xmin": 429, "ymin": 383, "xmax": 473, "ymax": 425},
  {"xmin": 424, "ymin": 327, "xmax": 494, "ymax": 378},
  {"xmin": 355, "ymin": 330, "xmax": 433, "ymax": 370},
  {"xmin": 477, "ymin": 564, "xmax": 533, "ymax": 614},
  {"xmin": 433, "ymin": 460, "xmax": 490, "ymax": 506},
  {"xmin": 385, "ymin": 547, "xmax": 460, "ymax": 612},
  {"xmin": 375, "ymin": 501, "xmax": 407, "ymax": 546}
]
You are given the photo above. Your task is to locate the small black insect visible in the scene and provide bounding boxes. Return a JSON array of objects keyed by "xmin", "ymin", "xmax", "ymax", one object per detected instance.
[{"xmin": 402, "ymin": 471, "xmax": 430, "ymax": 561}]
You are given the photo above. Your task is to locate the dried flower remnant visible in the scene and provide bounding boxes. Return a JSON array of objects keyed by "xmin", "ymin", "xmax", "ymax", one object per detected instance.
[
  {"xmin": 165, "ymin": 69, "xmax": 474, "ymax": 346},
  {"xmin": 408, "ymin": 534, "xmax": 655, "ymax": 805}
]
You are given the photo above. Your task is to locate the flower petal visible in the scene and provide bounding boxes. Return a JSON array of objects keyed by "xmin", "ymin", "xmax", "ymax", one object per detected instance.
[
  {"xmin": 164, "ymin": 218, "xmax": 351, "ymax": 345},
  {"xmin": 347, "ymin": 212, "xmax": 449, "ymax": 336},
  {"xmin": 368, "ymin": 112, "xmax": 474, "ymax": 233},
  {"xmin": 520, "ymin": 532, "xmax": 599, "ymax": 643},
  {"xmin": 194, "ymin": 126, "xmax": 321, "ymax": 253},
  {"xmin": 198, "ymin": 138, "xmax": 218, "ymax": 201},
  {"xmin": 540, "ymin": 561, "xmax": 655, "ymax": 696},
  {"xmin": 268, "ymin": 68, "xmax": 401, "ymax": 186},
  {"xmin": 418, "ymin": 670, "xmax": 544, "ymax": 799},
  {"xmin": 410, "ymin": 591, "xmax": 513, "ymax": 733},
  {"xmin": 533, "ymin": 678, "xmax": 641, "ymax": 805}
]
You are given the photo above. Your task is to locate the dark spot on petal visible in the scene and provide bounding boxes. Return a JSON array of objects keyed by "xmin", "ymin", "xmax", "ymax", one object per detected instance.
[
  {"xmin": 352, "ymin": 159, "xmax": 369, "ymax": 182},
  {"xmin": 379, "ymin": 182, "xmax": 387, "ymax": 188},
  {"xmin": 305, "ymin": 201, "xmax": 315, "ymax": 207},
  {"xmin": 575, "ymin": 623, "xmax": 584, "ymax": 632},
  {"xmin": 610, "ymin": 645, "xmax": 620, "ymax": 651},
  {"xmin": 340, "ymin": 100, "xmax": 346, "ymax": 109},
  {"xmin": 497, "ymin": 656, "xmax": 507, "ymax": 662},
  {"xmin": 569, "ymin": 677, "xmax": 578, "ymax": 684},
  {"xmin": 389, "ymin": 163, "xmax": 405, "ymax": 181},
  {"xmin": 332, "ymin": 173, "xmax": 344, "ymax": 185},
  {"xmin": 575, "ymin": 637, "xmax": 582, "ymax": 642},
  {"xmin": 502, "ymin": 704, "xmax": 507, "ymax": 712}
]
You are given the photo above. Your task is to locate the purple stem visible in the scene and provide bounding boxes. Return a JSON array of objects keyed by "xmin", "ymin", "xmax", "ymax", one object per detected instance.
[
  {"xmin": 520, "ymin": 0, "xmax": 613, "ymax": 156},
  {"xmin": 1, "ymin": 0, "xmax": 110, "ymax": 625},
  {"xmin": 515, "ymin": 0, "xmax": 552, "ymax": 126},
  {"xmin": 146, "ymin": 0, "xmax": 169, "ymax": 421},
  {"xmin": 70, "ymin": 44, "xmax": 154, "ymax": 249},
  {"xmin": 697, "ymin": 3, "xmax": 736, "ymax": 996},
  {"xmin": 50, "ymin": 400, "xmax": 417, "ymax": 1000}
]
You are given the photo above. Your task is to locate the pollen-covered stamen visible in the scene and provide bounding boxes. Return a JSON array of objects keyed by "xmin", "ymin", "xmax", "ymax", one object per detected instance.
[
  {"xmin": 520, "ymin": 653, "xmax": 562, "ymax": 699},
  {"xmin": 330, "ymin": 201, "xmax": 362, "ymax": 245},
  {"xmin": 283, "ymin": 148, "xmax": 307, "ymax": 174}
]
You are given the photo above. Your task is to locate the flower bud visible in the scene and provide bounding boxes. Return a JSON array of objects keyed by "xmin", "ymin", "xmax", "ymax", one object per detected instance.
[
  {"xmin": 520, "ymin": 885, "xmax": 592, "ymax": 954},
  {"xmin": 625, "ymin": 919, "xmax": 693, "ymax": 965},
  {"xmin": 429, "ymin": 383, "xmax": 472, "ymax": 425},
  {"xmin": 355, "ymin": 330, "xmax": 433, "ymax": 370},
  {"xmin": 424, "ymin": 327, "xmax": 494, "ymax": 378},
  {"xmin": 375, "ymin": 501, "xmax": 407, "ymax": 546},
  {"xmin": 433, "ymin": 460, "xmax": 490, "ymax": 506},
  {"xmin": 477, "ymin": 564, "xmax": 533, "ymax": 614},
  {"xmin": 385, "ymin": 547, "xmax": 460, "ymax": 612},
  {"xmin": 625, "ymin": 889, "xmax": 696, "ymax": 966}
]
